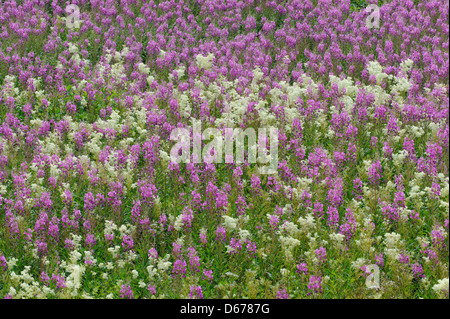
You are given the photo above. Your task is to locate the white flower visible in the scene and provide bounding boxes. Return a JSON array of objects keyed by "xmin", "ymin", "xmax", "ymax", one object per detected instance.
[
  {"xmin": 157, "ymin": 255, "xmax": 172, "ymax": 272},
  {"xmin": 297, "ymin": 214, "xmax": 315, "ymax": 232},
  {"xmin": 385, "ymin": 248, "xmax": 400, "ymax": 260},
  {"xmin": 118, "ymin": 224, "xmax": 130, "ymax": 237},
  {"xmin": 66, "ymin": 264, "xmax": 85, "ymax": 294},
  {"xmin": 252, "ymin": 67, "xmax": 264, "ymax": 82},
  {"xmin": 351, "ymin": 258, "xmax": 368, "ymax": 269},
  {"xmin": 104, "ymin": 220, "xmax": 117, "ymax": 235},
  {"xmin": 392, "ymin": 150, "xmax": 408, "ymax": 167},
  {"xmin": 279, "ymin": 221, "xmax": 300, "ymax": 237},
  {"xmin": 145, "ymin": 75, "xmax": 155, "ymax": 88},
  {"xmin": 106, "ymin": 262, "xmax": 114, "ymax": 270},
  {"xmin": 138, "ymin": 63, "xmax": 150, "ymax": 74},
  {"xmin": 69, "ymin": 250, "xmax": 82, "ymax": 264},
  {"xmin": 8, "ymin": 287, "xmax": 16, "ymax": 297},
  {"xmin": 68, "ymin": 43, "xmax": 79, "ymax": 54},
  {"xmin": 410, "ymin": 125, "xmax": 424, "ymax": 138},
  {"xmin": 432, "ymin": 278, "xmax": 449, "ymax": 298},
  {"xmin": 329, "ymin": 233, "xmax": 345, "ymax": 248},
  {"xmin": 400, "ymin": 59, "xmax": 414, "ymax": 73},
  {"xmin": 384, "ymin": 232, "xmax": 401, "ymax": 248},
  {"xmin": 173, "ymin": 214, "xmax": 184, "ymax": 231},
  {"xmin": 195, "ymin": 53, "xmax": 215, "ymax": 70},
  {"xmin": 6, "ymin": 257, "xmax": 18, "ymax": 269},
  {"xmin": 239, "ymin": 229, "xmax": 251, "ymax": 241},
  {"xmin": 279, "ymin": 235, "xmax": 300, "ymax": 251},
  {"xmin": 385, "ymin": 181, "xmax": 395, "ymax": 190},
  {"xmin": 223, "ymin": 215, "xmax": 238, "ymax": 231},
  {"xmin": 147, "ymin": 265, "xmax": 158, "ymax": 280},
  {"xmin": 159, "ymin": 150, "xmax": 170, "ymax": 162},
  {"xmin": 367, "ymin": 61, "xmax": 389, "ymax": 85},
  {"xmin": 84, "ymin": 250, "xmax": 97, "ymax": 266}
]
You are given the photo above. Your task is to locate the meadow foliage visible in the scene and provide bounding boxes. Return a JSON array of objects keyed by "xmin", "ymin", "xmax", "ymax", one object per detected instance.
[{"xmin": 0, "ymin": 0, "xmax": 448, "ymax": 299}]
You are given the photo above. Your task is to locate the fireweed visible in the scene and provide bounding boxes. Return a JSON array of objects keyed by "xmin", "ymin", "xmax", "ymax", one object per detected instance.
[{"xmin": 0, "ymin": 0, "xmax": 448, "ymax": 299}]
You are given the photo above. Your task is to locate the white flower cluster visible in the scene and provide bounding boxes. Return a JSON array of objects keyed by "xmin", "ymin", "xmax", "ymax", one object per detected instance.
[
  {"xmin": 175, "ymin": 91, "xmax": 192, "ymax": 118},
  {"xmin": 400, "ymin": 58, "xmax": 414, "ymax": 73},
  {"xmin": 278, "ymin": 221, "xmax": 300, "ymax": 238},
  {"xmin": 392, "ymin": 150, "xmax": 408, "ymax": 167},
  {"xmin": 297, "ymin": 213, "xmax": 316, "ymax": 234},
  {"xmin": 384, "ymin": 232, "xmax": 403, "ymax": 260},
  {"xmin": 351, "ymin": 257, "xmax": 369, "ymax": 270},
  {"xmin": 1, "ymin": 75, "xmax": 20, "ymax": 99},
  {"xmin": 279, "ymin": 235, "xmax": 300, "ymax": 258},
  {"xmin": 157, "ymin": 254, "xmax": 172, "ymax": 273},
  {"xmin": 138, "ymin": 62, "xmax": 150, "ymax": 74},
  {"xmin": 252, "ymin": 67, "xmax": 264, "ymax": 83},
  {"xmin": 223, "ymin": 215, "xmax": 238, "ymax": 232},
  {"xmin": 329, "ymin": 232, "xmax": 345, "ymax": 249},
  {"xmin": 329, "ymin": 74, "xmax": 358, "ymax": 97},
  {"xmin": 195, "ymin": 53, "xmax": 215, "ymax": 70},
  {"xmin": 64, "ymin": 254, "xmax": 86, "ymax": 297},
  {"xmin": 107, "ymin": 245, "xmax": 121, "ymax": 259},
  {"xmin": 173, "ymin": 213, "xmax": 185, "ymax": 231},
  {"xmin": 432, "ymin": 278, "xmax": 449, "ymax": 299},
  {"xmin": 84, "ymin": 250, "xmax": 97, "ymax": 265},
  {"xmin": 367, "ymin": 60, "xmax": 389, "ymax": 85},
  {"xmin": 68, "ymin": 42, "xmax": 79, "ymax": 54},
  {"xmin": 239, "ymin": 229, "xmax": 251, "ymax": 241},
  {"xmin": 118, "ymin": 223, "xmax": 135, "ymax": 239}
]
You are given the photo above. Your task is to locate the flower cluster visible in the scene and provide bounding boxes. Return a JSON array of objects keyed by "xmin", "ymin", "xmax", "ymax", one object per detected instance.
[{"xmin": 0, "ymin": 0, "xmax": 448, "ymax": 299}]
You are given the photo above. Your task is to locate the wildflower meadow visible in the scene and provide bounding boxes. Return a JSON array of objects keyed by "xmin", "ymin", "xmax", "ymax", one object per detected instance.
[{"xmin": 0, "ymin": 0, "xmax": 448, "ymax": 300}]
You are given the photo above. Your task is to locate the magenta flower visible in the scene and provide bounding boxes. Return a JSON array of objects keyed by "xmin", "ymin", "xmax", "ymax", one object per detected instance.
[
  {"xmin": 216, "ymin": 226, "xmax": 226, "ymax": 242},
  {"xmin": 315, "ymin": 247, "xmax": 327, "ymax": 264},
  {"xmin": 277, "ymin": 288, "xmax": 289, "ymax": 299},
  {"xmin": 399, "ymin": 254, "xmax": 410, "ymax": 264},
  {"xmin": 148, "ymin": 248, "xmax": 158, "ymax": 260},
  {"xmin": 0, "ymin": 256, "xmax": 7, "ymax": 272},
  {"xmin": 120, "ymin": 285, "xmax": 134, "ymax": 299},
  {"xmin": 122, "ymin": 235, "xmax": 134, "ymax": 251},
  {"xmin": 199, "ymin": 231, "xmax": 207, "ymax": 245},
  {"xmin": 368, "ymin": 160, "xmax": 382, "ymax": 186},
  {"xmin": 375, "ymin": 254, "xmax": 384, "ymax": 268},
  {"xmin": 202, "ymin": 269, "xmax": 213, "ymax": 281},
  {"xmin": 411, "ymin": 263, "xmax": 425, "ymax": 278},
  {"xmin": 51, "ymin": 274, "xmax": 66, "ymax": 291},
  {"xmin": 85, "ymin": 234, "xmax": 96, "ymax": 249},
  {"xmin": 307, "ymin": 276, "xmax": 323, "ymax": 295},
  {"xmin": 296, "ymin": 263, "xmax": 308, "ymax": 276},
  {"xmin": 268, "ymin": 214, "xmax": 280, "ymax": 231},
  {"xmin": 148, "ymin": 285, "xmax": 156, "ymax": 295},
  {"xmin": 172, "ymin": 259, "xmax": 187, "ymax": 278},
  {"xmin": 189, "ymin": 285, "xmax": 203, "ymax": 299},
  {"xmin": 40, "ymin": 271, "xmax": 50, "ymax": 285}
]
